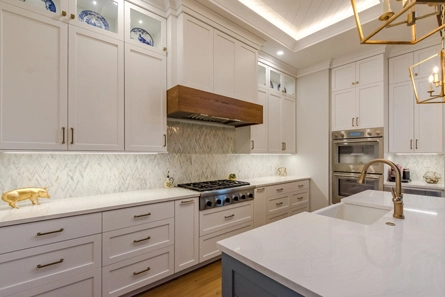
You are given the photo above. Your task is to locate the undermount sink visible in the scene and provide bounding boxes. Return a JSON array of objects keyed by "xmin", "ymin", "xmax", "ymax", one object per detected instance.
[{"xmin": 313, "ymin": 203, "xmax": 390, "ymax": 225}]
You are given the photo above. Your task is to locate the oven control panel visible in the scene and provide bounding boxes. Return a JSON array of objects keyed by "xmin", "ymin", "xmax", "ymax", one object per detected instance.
[{"xmin": 332, "ymin": 127, "xmax": 383, "ymax": 140}]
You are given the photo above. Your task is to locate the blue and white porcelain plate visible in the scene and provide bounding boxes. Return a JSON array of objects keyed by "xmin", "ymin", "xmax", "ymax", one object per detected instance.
[
  {"xmin": 78, "ymin": 10, "xmax": 109, "ymax": 31},
  {"xmin": 130, "ymin": 28, "xmax": 154, "ymax": 46},
  {"xmin": 20, "ymin": 0, "xmax": 56, "ymax": 13}
]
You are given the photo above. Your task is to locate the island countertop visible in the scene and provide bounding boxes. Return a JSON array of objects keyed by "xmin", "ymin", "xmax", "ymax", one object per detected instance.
[{"xmin": 217, "ymin": 190, "xmax": 445, "ymax": 297}]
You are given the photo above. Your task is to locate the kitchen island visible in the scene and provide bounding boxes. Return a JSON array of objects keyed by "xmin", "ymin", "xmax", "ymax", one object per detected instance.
[{"xmin": 217, "ymin": 190, "xmax": 445, "ymax": 297}]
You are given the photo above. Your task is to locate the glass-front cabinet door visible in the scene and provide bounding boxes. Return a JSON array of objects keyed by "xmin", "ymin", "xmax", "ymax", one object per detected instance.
[
  {"xmin": 72, "ymin": 0, "xmax": 123, "ymax": 39},
  {"xmin": 4, "ymin": 0, "xmax": 68, "ymax": 18},
  {"xmin": 125, "ymin": 2, "xmax": 166, "ymax": 55},
  {"xmin": 269, "ymin": 69, "xmax": 281, "ymax": 93},
  {"xmin": 282, "ymin": 74, "xmax": 295, "ymax": 97},
  {"xmin": 258, "ymin": 63, "xmax": 267, "ymax": 88}
]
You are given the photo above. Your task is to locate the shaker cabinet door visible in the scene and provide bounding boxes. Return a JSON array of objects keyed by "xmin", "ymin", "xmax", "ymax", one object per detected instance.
[
  {"xmin": 0, "ymin": 3, "xmax": 68, "ymax": 150},
  {"xmin": 331, "ymin": 89, "xmax": 355, "ymax": 131},
  {"xmin": 389, "ymin": 81, "xmax": 414, "ymax": 153},
  {"xmin": 355, "ymin": 82, "xmax": 383, "ymax": 129},
  {"xmin": 68, "ymin": 26, "xmax": 124, "ymax": 151}
]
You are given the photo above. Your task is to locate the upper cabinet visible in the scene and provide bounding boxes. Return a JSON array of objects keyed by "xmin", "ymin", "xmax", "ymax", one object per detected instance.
[
  {"xmin": 0, "ymin": 0, "xmax": 166, "ymax": 152},
  {"xmin": 331, "ymin": 54, "xmax": 384, "ymax": 131},
  {"xmin": 173, "ymin": 13, "xmax": 258, "ymax": 103}
]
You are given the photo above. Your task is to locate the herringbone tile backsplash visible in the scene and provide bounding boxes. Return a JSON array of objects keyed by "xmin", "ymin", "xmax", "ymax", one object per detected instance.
[
  {"xmin": 387, "ymin": 154, "xmax": 444, "ymax": 182},
  {"xmin": 0, "ymin": 121, "xmax": 293, "ymax": 198}
]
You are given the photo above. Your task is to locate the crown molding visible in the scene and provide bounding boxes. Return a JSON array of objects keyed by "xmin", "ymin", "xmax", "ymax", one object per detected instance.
[
  {"xmin": 330, "ymin": 45, "xmax": 389, "ymax": 68},
  {"xmin": 258, "ymin": 52, "xmax": 298, "ymax": 78},
  {"xmin": 296, "ymin": 59, "xmax": 332, "ymax": 78}
]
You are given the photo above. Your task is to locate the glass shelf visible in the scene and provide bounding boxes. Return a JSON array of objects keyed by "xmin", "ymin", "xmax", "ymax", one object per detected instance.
[{"xmin": 77, "ymin": 0, "xmax": 119, "ymax": 33}]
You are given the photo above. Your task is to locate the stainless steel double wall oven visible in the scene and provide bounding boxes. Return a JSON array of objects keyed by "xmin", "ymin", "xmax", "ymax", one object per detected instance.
[{"xmin": 331, "ymin": 127, "xmax": 384, "ymax": 204}]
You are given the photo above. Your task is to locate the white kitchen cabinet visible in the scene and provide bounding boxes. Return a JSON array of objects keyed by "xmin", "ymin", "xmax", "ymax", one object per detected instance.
[
  {"xmin": 268, "ymin": 92, "xmax": 282, "ymax": 153},
  {"xmin": 253, "ymin": 187, "xmax": 266, "ymax": 228},
  {"xmin": 68, "ymin": 25, "xmax": 124, "ymax": 151},
  {"xmin": 282, "ymin": 96, "xmax": 296, "ymax": 153},
  {"xmin": 0, "ymin": 3, "xmax": 68, "ymax": 150},
  {"xmin": 268, "ymin": 92, "xmax": 295, "ymax": 153},
  {"xmin": 389, "ymin": 80, "xmax": 443, "ymax": 153},
  {"xmin": 174, "ymin": 197, "xmax": 199, "ymax": 273},
  {"xmin": 331, "ymin": 55, "xmax": 384, "ymax": 131},
  {"xmin": 124, "ymin": 44, "xmax": 166, "ymax": 152}
]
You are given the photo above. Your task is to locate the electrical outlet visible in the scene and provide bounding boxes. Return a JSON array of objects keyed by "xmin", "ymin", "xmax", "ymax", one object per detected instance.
[{"xmin": 424, "ymin": 160, "xmax": 431, "ymax": 168}]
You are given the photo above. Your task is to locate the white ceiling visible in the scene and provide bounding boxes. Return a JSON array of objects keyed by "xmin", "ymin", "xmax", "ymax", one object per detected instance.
[{"xmin": 197, "ymin": 0, "xmax": 442, "ymax": 71}]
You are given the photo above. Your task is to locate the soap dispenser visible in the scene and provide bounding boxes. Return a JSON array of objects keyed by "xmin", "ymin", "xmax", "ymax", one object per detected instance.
[{"xmin": 164, "ymin": 171, "xmax": 174, "ymax": 188}]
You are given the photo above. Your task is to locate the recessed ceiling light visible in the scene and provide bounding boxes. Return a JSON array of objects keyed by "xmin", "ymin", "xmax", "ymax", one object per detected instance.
[
  {"xmin": 277, "ymin": 51, "xmax": 284, "ymax": 55},
  {"xmin": 139, "ymin": 20, "xmax": 143, "ymax": 24},
  {"xmin": 92, "ymin": 1, "xmax": 96, "ymax": 4}
]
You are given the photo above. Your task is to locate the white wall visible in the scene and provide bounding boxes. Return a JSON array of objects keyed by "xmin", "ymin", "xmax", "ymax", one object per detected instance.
[{"xmin": 295, "ymin": 69, "xmax": 330, "ymax": 211}]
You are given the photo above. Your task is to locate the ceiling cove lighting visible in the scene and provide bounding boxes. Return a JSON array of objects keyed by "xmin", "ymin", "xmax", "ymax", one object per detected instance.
[
  {"xmin": 351, "ymin": 0, "xmax": 445, "ymax": 45},
  {"xmin": 409, "ymin": 5, "xmax": 445, "ymax": 104},
  {"xmin": 239, "ymin": 0, "xmax": 379, "ymax": 41}
]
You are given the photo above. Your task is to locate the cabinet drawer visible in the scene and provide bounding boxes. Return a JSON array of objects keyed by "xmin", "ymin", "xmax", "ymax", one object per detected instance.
[
  {"xmin": 266, "ymin": 210, "xmax": 289, "ymax": 224},
  {"xmin": 200, "ymin": 222, "xmax": 253, "ymax": 263},
  {"xmin": 290, "ymin": 180, "xmax": 309, "ymax": 192},
  {"xmin": 0, "ymin": 213, "xmax": 102, "ymax": 255},
  {"xmin": 290, "ymin": 191, "xmax": 309, "ymax": 208},
  {"xmin": 103, "ymin": 218, "xmax": 174, "ymax": 266},
  {"xmin": 290, "ymin": 205, "xmax": 309, "ymax": 217},
  {"xmin": 266, "ymin": 195, "xmax": 289, "ymax": 214},
  {"xmin": 0, "ymin": 234, "xmax": 101, "ymax": 296},
  {"xmin": 9, "ymin": 269, "xmax": 101, "ymax": 297},
  {"xmin": 103, "ymin": 201, "xmax": 174, "ymax": 232},
  {"xmin": 102, "ymin": 246, "xmax": 174, "ymax": 297},
  {"xmin": 266, "ymin": 182, "xmax": 295, "ymax": 196},
  {"xmin": 199, "ymin": 202, "xmax": 253, "ymax": 236}
]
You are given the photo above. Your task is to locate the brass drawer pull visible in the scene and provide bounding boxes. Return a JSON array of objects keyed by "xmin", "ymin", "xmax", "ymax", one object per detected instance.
[
  {"xmin": 416, "ymin": 139, "xmax": 418, "ymax": 149},
  {"xmin": 37, "ymin": 228, "xmax": 64, "ymax": 236},
  {"xmin": 276, "ymin": 202, "xmax": 283, "ymax": 206},
  {"xmin": 251, "ymin": 140, "xmax": 254, "ymax": 150},
  {"xmin": 297, "ymin": 196, "xmax": 304, "ymax": 200},
  {"xmin": 134, "ymin": 212, "xmax": 151, "ymax": 218},
  {"xmin": 133, "ymin": 236, "xmax": 151, "ymax": 243},
  {"xmin": 180, "ymin": 199, "xmax": 195, "ymax": 204},
  {"xmin": 133, "ymin": 267, "xmax": 151, "ymax": 275},
  {"xmin": 224, "ymin": 214, "xmax": 235, "ymax": 219},
  {"xmin": 62, "ymin": 127, "xmax": 65, "ymax": 144},
  {"xmin": 70, "ymin": 128, "xmax": 74, "ymax": 144},
  {"xmin": 256, "ymin": 187, "xmax": 265, "ymax": 192},
  {"xmin": 298, "ymin": 185, "xmax": 304, "ymax": 188},
  {"xmin": 37, "ymin": 259, "xmax": 63, "ymax": 269},
  {"xmin": 163, "ymin": 134, "xmax": 167, "ymax": 147},
  {"xmin": 276, "ymin": 188, "xmax": 284, "ymax": 192}
]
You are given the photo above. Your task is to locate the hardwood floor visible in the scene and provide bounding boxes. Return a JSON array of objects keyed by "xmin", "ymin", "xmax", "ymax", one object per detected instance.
[{"xmin": 135, "ymin": 260, "xmax": 222, "ymax": 297}]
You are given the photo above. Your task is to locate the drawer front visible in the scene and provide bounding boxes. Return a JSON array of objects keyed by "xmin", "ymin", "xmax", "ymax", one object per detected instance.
[
  {"xmin": 199, "ymin": 202, "xmax": 253, "ymax": 237},
  {"xmin": 266, "ymin": 210, "xmax": 288, "ymax": 224},
  {"xmin": 102, "ymin": 246, "xmax": 174, "ymax": 297},
  {"xmin": 266, "ymin": 195, "xmax": 289, "ymax": 214},
  {"xmin": 0, "ymin": 213, "xmax": 102, "ymax": 255},
  {"xmin": 290, "ymin": 180, "xmax": 309, "ymax": 192},
  {"xmin": 289, "ymin": 191, "xmax": 309, "ymax": 208},
  {"xmin": 103, "ymin": 201, "xmax": 174, "ymax": 232},
  {"xmin": 0, "ymin": 234, "xmax": 101, "ymax": 296},
  {"xmin": 290, "ymin": 205, "xmax": 309, "ymax": 217},
  {"xmin": 200, "ymin": 222, "xmax": 253, "ymax": 263},
  {"xmin": 266, "ymin": 182, "xmax": 296, "ymax": 196},
  {"xmin": 9, "ymin": 269, "xmax": 101, "ymax": 297},
  {"xmin": 103, "ymin": 218, "xmax": 174, "ymax": 266}
]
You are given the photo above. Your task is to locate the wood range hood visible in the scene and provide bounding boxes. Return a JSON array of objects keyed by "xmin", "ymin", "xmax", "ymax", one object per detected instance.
[{"xmin": 167, "ymin": 85, "xmax": 263, "ymax": 127}]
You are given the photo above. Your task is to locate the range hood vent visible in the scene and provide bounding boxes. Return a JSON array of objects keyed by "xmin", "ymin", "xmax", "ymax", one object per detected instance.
[{"xmin": 167, "ymin": 85, "xmax": 263, "ymax": 127}]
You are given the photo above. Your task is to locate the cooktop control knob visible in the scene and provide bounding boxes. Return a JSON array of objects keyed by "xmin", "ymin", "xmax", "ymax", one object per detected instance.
[
  {"xmin": 216, "ymin": 198, "xmax": 223, "ymax": 206},
  {"xmin": 206, "ymin": 200, "xmax": 213, "ymax": 207},
  {"xmin": 224, "ymin": 197, "xmax": 231, "ymax": 203},
  {"xmin": 247, "ymin": 193, "xmax": 253, "ymax": 199},
  {"xmin": 233, "ymin": 195, "xmax": 239, "ymax": 202},
  {"xmin": 240, "ymin": 194, "xmax": 246, "ymax": 200}
]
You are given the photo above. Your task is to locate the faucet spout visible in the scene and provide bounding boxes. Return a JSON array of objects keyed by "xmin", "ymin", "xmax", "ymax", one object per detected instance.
[{"xmin": 357, "ymin": 158, "xmax": 404, "ymax": 219}]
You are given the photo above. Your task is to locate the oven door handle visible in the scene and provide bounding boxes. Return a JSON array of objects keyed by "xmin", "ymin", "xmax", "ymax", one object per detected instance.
[
  {"xmin": 333, "ymin": 173, "xmax": 381, "ymax": 180},
  {"xmin": 333, "ymin": 138, "xmax": 381, "ymax": 144}
]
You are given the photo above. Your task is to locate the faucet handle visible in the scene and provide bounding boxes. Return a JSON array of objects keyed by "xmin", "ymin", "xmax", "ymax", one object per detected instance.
[{"xmin": 390, "ymin": 187, "xmax": 403, "ymax": 201}]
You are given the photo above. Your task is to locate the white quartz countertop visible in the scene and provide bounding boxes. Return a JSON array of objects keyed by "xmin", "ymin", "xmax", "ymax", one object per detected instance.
[
  {"xmin": 0, "ymin": 187, "xmax": 199, "ymax": 227},
  {"xmin": 217, "ymin": 190, "xmax": 445, "ymax": 297},
  {"xmin": 243, "ymin": 175, "xmax": 311, "ymax": 187},
  {"xmin": 384, "ymin": 180, "xmax": 444, "ymax": 190}
]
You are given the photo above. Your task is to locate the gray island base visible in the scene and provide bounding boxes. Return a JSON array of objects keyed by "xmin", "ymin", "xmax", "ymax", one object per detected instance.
[{"xmin": 222, "ymin": 253, "xmax": 304, "ymax": 297}]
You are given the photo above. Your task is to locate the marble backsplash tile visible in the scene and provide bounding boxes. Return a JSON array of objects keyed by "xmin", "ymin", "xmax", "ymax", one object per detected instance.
[
  {"xmin": 387, "ymin": 154, "xmax": 444, "ymax": 182},
  {"xmin": 0, "ymin": 121, "xmax": 292, "ymax": 199}
]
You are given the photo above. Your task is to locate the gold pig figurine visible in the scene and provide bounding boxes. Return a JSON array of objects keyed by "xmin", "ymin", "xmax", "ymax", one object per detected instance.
[{"xmin": 2, "ymin": 187, "xmax": 50, "ymax": 209}]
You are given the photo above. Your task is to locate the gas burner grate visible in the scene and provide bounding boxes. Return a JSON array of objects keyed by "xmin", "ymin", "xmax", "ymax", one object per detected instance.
[{"xmin": 177, "ymin": 179, "xmax": 250, "ymax": 192}]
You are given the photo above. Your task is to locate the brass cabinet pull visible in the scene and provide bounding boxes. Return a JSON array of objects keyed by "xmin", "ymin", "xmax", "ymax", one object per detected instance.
[
  {"xmin": 251, "ymin": 140, "xmax": 254, "ymax": 150},
  {"xmin": 37, "ymin": 228, "xmax": 64, "ymax": 236},
  {"xmin": 416, "ymin": 139, "xmax": 418, "ymax": 149},
  {"xmin": 62, "ymin": 127, "xmax": 65, "ymax": 144},
  {"xmin": 352, "ymin": 82, "xmax": 355, "ymax": 85},
  {"xmin": 256, "ymin": 187, "xmax": 265, "ymax": 192},
  {"xmin": 276, "ymin": 188, "xmax": 284, "ymax": 192},
  {"xmin": 276, "ymin": 202, "xmax": 283, "ymax": 206},
  {"xmin": 298, "ymin": 184, "xmax": 304, "ymax": 188},
  {"xmin": 37, "ymin": 259, "xmax": 63, "ymax": 269},
  {"xmin": 133, "ymin": 267, "xmax": 150, "ymax": 275},
  {"xmin": 133, "ymin": 236, "xmax": 151, "ymax": 243},
  {"xmin": 283, "ymin": 142, "xmax": 287, "ymax": 151},
  {"xmin": 356, "ymin": 117, "xmax": 358, "ymax": 126},
  {"xmin": 281, "ymin": 142, "xmax": 285, "ymax": 151},
  {"xmin": 134, "ymin": 212, "xmax": 151, "ymax": 218},
  {"xmin": 180, "ymin": 199, "xmax": 194, "ymax": 205},
  {"xmin": 61, "ymin": 10, "xmax": 67, "ymax": 16},
  {"xmin": 163, "ymin": 47, "xmax": 167, "ymax": 51},
  {"xmin": 352, "ymin": 118, "xmax": 354, "ymax": 127},
  {"xmin": 70, "ymin": 128, "xmax": 74, "ymax": 144},
  {"xmin": 297, "ymin": 196, "xmax": 304, "ymax": 200},
  {"xmin": 224, "ymin": 214, "xmax": 235, "ymax": 219},
  {"xmin": 410, "ymin": 139, "xmax": 413, "ymax": 149},
  {"xmin": 356, "ymin": 81, "xmax": 359, "ymax": 84},
  {"xmin": 163, "ymin": 134, "xmax": 167, "ymax": 147},
  {"xmin": 70, "ymin": 13, "xmax": 75, "ymax": 19},
  {"xmin": 415, "ymin": 73, "xmax": 418, "ymax": 76}
]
